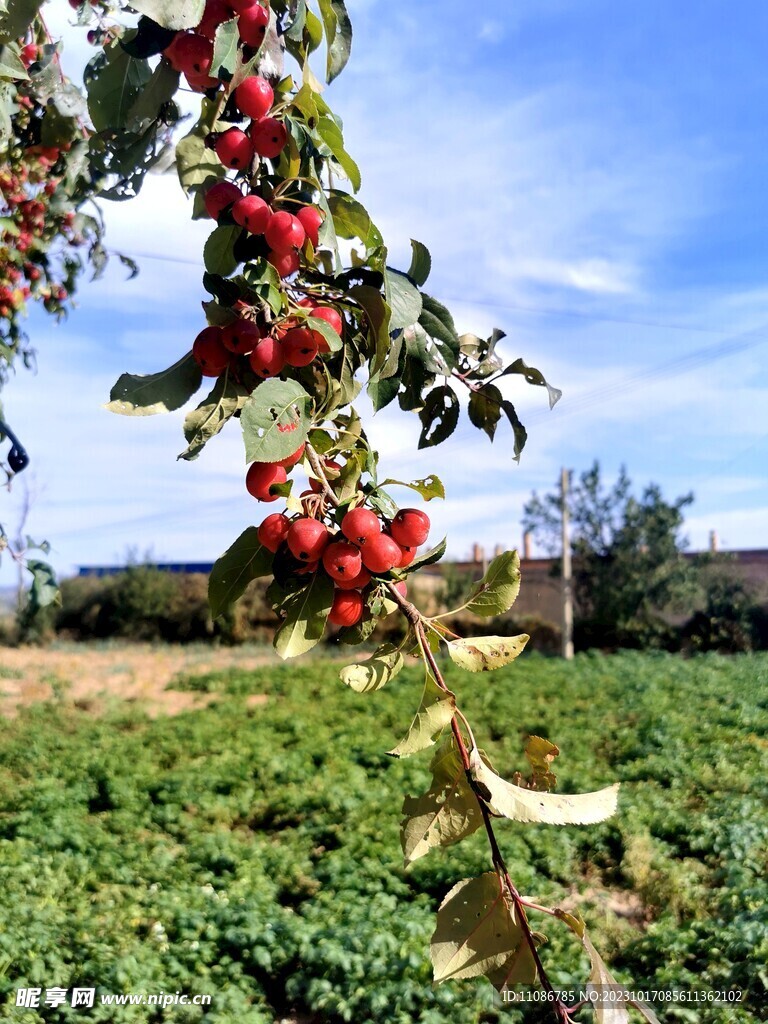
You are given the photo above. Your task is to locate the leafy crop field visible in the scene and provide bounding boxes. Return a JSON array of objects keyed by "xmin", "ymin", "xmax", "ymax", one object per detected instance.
[{"xmin": 0, "ymin": 650, "xmax": 765, "ymax": 1023}]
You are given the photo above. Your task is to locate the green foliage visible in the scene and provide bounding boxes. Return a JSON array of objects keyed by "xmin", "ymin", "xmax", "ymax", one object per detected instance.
[
  {"xmin": 523, "ymin": 462, "xmax": 697, "ymax": 649},
  {"xmin": 241, "ymin": 378, "xmax": 314, "ymax": 464},
  {"xmin": 0, "ymin": 653, "xmax": 764, "ymax": 1022},
  {"xmin": 106, "ymin": 353, "xmax": 203, "ymax": 416}
]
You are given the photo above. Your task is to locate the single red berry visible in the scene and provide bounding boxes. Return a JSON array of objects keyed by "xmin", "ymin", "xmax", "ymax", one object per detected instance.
[
  {"xmin": 235, "ymin": 76, "xmax": 274, "ymax": 120},
  {"xmin": 329, "ymin": 589, "xmax": 364, "ymax": 627},
  {"xmin": 20, "ymin": 44, "xmax": 38, "ymax": 67},
  {"xmin": 265, "ymin": 211, "xmax": 306, "ymax": 254},
  {"xmin": 390, "ymin": 508, "xmax": 430, "ymax": 547},
  {"xmin": 222, "ymin": 318, "xmax": 261, "ymax": 354},
  {"xmin": 396, "ymin": 544, "xmax": 416, "ymax": 568},
  {"xmin": 334, "ymin": 566, "xmax": 372, "ymax": 591},
  {"xmin": 249, "ymin": 337, "xmax": 285, "ymax": 378},
  {"xmin": 196, "ymin": 0, "xmax": 232, "ymax": 39},
  {"xmin": 170, "ymin": 33, "xmax": 213, "ymax": 76},
  {"xmin": 277, "ymin": 442, "xmax": 305, "ymax": 469},
  {"xmin": 341, "ymin": 507, "xmax": 381, "ymax": 546},
  {"xmin": 231, "ymin": 0, "xmax": 258, "ymax": 10},
  {"xmin": 185, "ymin": 71, "xmax": 219, "ymax": 91},
  {"xmin": 296, "ymin": 205, "xmax": 323, "ymax": 248},
  {"xmin": 204, "ymin": 180, "xmax": 242, "ymax": 220},
  {"xmin": 246, "ymin": 462, "xmax": 287, "ymax": 502},
  {"xmin": 258, "ymin": 512, "xmax": 290, "ymax": 552},
  {"xmin": 310, "ymin": 305, "xmax": 342, "ymax": 335},
  {"xmin": 282, "ymin": 326, "xmax": 318, "ymax": 368},
  {"xmin": 232, "ymin": 194, "xmax": 271, "ymax": 234},
  {"xmin": 322, "ymin": 541, "xmax": 362, "ymax": 582},
  {"xmin": 309, "ymin": 460, "xmax": 341, "ymax": 493},
  {"xmin": 287, "ymin": 518, "xmax": 330, "ymax": 562},
  {"xmin": 237, "ymin": 2, "xmax": 269, "ymax": 46},
  {"xmin": 214, "ymin": 128, "xmax": 254, "ymax": 169},
  {"xmin": 360, "ymin": 533, "xmax": 402, "ymax": 574},
  {"xmin": 268, "ymin": 251, "xmax": 300, "ymax": 278},
  {"xmin": 192, "ymin": 326, "xmax": 229, "ymax": 376},
  {"xmin": 250, "ymin": 117, "xmax": 287, "ymax": 159}
]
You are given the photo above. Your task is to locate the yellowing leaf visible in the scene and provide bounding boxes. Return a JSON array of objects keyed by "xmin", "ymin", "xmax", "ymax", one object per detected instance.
[
  {"xmin": 430, "ymin": 872, "xmax": 533, "ymax": 984},
  {"xmin": 448, "ymin": 634, "xmax": 528, "ymax": 673},
  {"xmin": 469, "ymin": 749, "xmax": 620, "ymax": 826},
  {"xmin": 339, "ymin": 643, "xmax": 404, "ymax": 693},
  {"xmin": 388, "ymin": 674, "xmax": 455, "ymax": 758},
  {"xmin": 400, "ymin": 739, "xmax": 482, "ymax": 866}
]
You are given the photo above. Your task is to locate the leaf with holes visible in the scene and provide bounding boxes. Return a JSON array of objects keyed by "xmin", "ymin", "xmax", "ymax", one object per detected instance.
[
  {"xmin": 431, "ymin": 872, "xmax": 533, "ymax": 984},
  {"xmin": 380, "ymin": 474, "xmax": 445, "ymax": 501},
  {"xmin": 131, "ymin": 0, "xmax": 205, "ymax": 31},
  {"xmin": 241, "ymin": 379, "xmax": 314, "ymax": 464},
  {"xmin": 418, "ymin": 385, "xmax": 459, "ymax": 449},
  {"xmin": 500, "ymin": 357, "xmax": 562, "ymax": 409},
  {"xmin": 448, "ymin": 635, "xmax": 529, "ymax": 673},
  {"xmin": 469, "ymin": 748, "xmax": 620, "ymax": 826}
]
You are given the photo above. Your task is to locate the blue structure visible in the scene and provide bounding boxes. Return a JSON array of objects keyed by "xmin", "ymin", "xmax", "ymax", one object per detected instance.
[{"xmin": 78, "ymin": 563, "xmax": 215, "ymax": 578}]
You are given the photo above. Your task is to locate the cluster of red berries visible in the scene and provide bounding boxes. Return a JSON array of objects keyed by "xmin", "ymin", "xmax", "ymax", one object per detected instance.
[
  {"xmin": 192, "ymin": 299, "xmax": 342, "ymax": 378},
  {"xmin": 0, "ymin": 161, "xmax": 75, "ymax": 321},
  {"xmin": 205, "ymin": 178, "xmax": 323, "ymax": 277},
  {"xmin": 163, "ymin": 0, "xmax": 270, "ymax": 92},
  {"xmin": 256, "ymin": 503, "xmax": 431, "ymax": 627}
]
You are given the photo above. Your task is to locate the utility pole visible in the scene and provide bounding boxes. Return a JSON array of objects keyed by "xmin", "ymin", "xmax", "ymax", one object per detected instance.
[{"xmin": 561, "ymin": 467, "xmax": 574, "ymax": 660}]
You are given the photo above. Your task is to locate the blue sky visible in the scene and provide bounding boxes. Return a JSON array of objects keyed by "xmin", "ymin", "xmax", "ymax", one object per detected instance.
[{"xmin": 2, "ymin": 0, "xmax": 767, "ymax": 586}]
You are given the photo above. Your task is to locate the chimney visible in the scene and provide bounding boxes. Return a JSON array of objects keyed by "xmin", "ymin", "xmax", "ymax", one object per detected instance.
[
  {"xmin": 709, "ymin": 530, "xmax": 718, "ymax": 553},
  {"xmin": 472, "ymin": 543, "xmax": 484, "ymax": 563},
  {"xmin": 523, "ymin": 531, "xmax": 532, "ymax": 560},
  {"xmin": 494, "ymin": 544, "xmax": 504, "ymax": 557}
]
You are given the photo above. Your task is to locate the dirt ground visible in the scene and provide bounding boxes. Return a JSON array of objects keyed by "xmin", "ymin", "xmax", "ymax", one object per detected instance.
[{"xmin": 0, "ymin": 642, "xmax": 276, "ymax": 718}]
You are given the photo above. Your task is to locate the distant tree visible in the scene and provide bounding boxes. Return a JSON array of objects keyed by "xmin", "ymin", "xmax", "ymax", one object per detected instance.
[{"xmin": 523, "ymin": 462, "xmax": 696, "ymax": 648}]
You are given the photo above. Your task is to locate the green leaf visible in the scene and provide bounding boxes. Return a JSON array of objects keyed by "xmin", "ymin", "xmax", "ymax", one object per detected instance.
[
  {"xmin": 348, "ymin": 284, "xmax": 391, "ymax": 375},
  {"xmin": 469, "ymin": 748, "xmax": 620, "ymax": 826},
  {"xmin": 405, "ymin": 537, "xmax": 447, "ymax": 573},
  {"xmin": 327, "ymin": 193, "xmax": 372, "ymax": 243},
  {"xmin": 208, "ymin": 527, "xmax": 274, "ymax": 618},
  {"xmin": 401, "ymin": 739, "xmax": 482, "ymax": 867},
  {"xmin": 106, "ymin": 353, "xmax": 202, "ymax": 416},
  {"xmin": 241, "ymin": 378, "xmax": 313, "ymax": 463},
  {"xmin": 315, "ymin": 115, "xmax": 360, "ymax": 190},
  {"xmin": 408, "ymin": 239, "xmax": 431, "ymax": 287},
  {"xmin": 0, "ymin": 0, "xmax": 43, "ymax": 45},
  {"xmin": 501, "ymin": 357, "xmax": 562, "ymax": 409},
  {"xmin": 204, "ymin": 224, "xmax": 241, "ymax": 276},
  {"xmin": 380, "ymin": 475, "xmax": 445, "ymax": 501},
  {"xmin": 176, "ymin": 102, "xmax": 225, "ymax": 194},
  {"xmin": 468, "ymin": 383, "xmax": 503, "ymax": 440},
  {"xmin": 242, "ymin": 258, "xmax": 283, "ymax": 314},
  {"xmin": 305, "ymin": 315, "xmax": 342, "ymax": 352},
  {"xmin": 339, "ymin": 642, "xmax": 404, "ymax": 693},
  {"xmin": 388, "ymin": 674, "xmax": 455, "ymax": 758},
  {"xmin": 0, "ymin": 44, "xmax": 29, "ymax": 81},
  {"xmin": 274, "ymin": 572, "xmax": 334, "ymax": 659},
  {"xmin": 385, "ymin": 268, "xmax": 422, "ymax": 331},
  {"xmin": 464, "ymin": 550, "xmax": 521, "ymax": 617},
  {"xmin": 26, "ymin": 559, "xmax": 59, "ymax": 611},
  {"xmin": 430, "ymin": 873, "xmax": 532, "ymax": 984},
  {"xmin": 130, "ymin": 0, "xmax": 206, "ymax": 31},
  {"xmin": 419, "ymin": 294, "xmax": 459, "ymax": 357},
  {"xmin": 86, "ymin": 43, "xmax": 151, "ymax": 133},
  {"xmin": 318, "ymin": 0, "xmax": 352, "ymax": 83},
  {"xmin": 448, "ymin": 634, "xmax": 529, "ymax": 673},
  {"xmin": 367, "ymin": 374, "xmax": 400, "ymax": 412},
  {"xmin": 500, "ymin": 399, "xmax": 527, "ymax": 463},
  {"xmin": 126, "ymin": 57, "xmax": 179, "ymax": 129},
  {"xmin": 418, "ymin": 385, "xmax": 459, "ymax": 449},
  {"xmin": 178, "ymin": 373, "xmax": 247, "ymax": 461},
  {"xmin": 211, "ymin": 18, "xmax": 239, "ymax": 80}
]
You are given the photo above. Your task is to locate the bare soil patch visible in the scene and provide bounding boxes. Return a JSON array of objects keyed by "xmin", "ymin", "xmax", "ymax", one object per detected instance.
[{"xmin": 0, "ymin": 643, "xmax": 275, "ymax": 719}]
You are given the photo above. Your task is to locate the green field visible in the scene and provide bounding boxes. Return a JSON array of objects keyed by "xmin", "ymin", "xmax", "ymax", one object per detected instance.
[{"xmin": 0, "ymin": 651, "xmax": 766, "ymax": 1023}]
